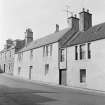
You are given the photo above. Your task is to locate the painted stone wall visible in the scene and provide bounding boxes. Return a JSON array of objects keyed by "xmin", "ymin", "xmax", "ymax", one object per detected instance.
[
  {"xmin": 14, "ymin": 42, "xmax": 59, "ymax": 84},
  {"xmin": 67, "ymin": 39, "xmax": 105, "ymax": 91}
]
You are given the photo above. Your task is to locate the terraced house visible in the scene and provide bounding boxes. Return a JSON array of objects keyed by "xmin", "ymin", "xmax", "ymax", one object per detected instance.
[
  {"xmin": 61, "ymin": 9, "xmax": 105, "ymax": 91},
  {"xmin": 65, "ymin": 22, "xmax": 105, "ymax": 91},
  {"xmin": 13, "ymin": 13, "xmax": 79, "ymax": 84},
  {"xmin": 0, "ymin": 39, "xmax": 25, "ymax": 74},
  {"xmin": 6, "ymin": 8, "xmax": 105, "ymax": 91}
]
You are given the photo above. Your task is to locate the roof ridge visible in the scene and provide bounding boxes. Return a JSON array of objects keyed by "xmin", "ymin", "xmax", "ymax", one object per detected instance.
[
  {"xmin": 18, "ymin": 27, "xmax": 70, "ymax": 53},
  {"xmin": 68, "ymin": 22, "xmax": 105, "ymax": 46}
]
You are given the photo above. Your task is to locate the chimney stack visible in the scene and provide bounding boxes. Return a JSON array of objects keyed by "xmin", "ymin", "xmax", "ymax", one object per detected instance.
[
  {"xmin": 25, "ymin": 28, "xmax": 33, "ymax": 46},
  {"xmin": 6, "ymin": 39, "xmax": 13, "ymax": 49},
  {"xmin": 79, "ymin": 8, "xmax": 92, "ymax": 31},
  {"xmin": 55, "ymin": 24, "xmax": 59, "ymax": 32},
  {"xmin": 67, "ymin": 14, "xmax": 79, "ymax": 31}
]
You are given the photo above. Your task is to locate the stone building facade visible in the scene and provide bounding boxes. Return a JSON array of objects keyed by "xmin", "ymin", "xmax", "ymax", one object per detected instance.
[
  {"xmin": 13, "ymin": 14, "xmax": 79, "ymax": 84},
  {"xmin": 62, "ymin": 9, "xmax": 105, "ymax": 91},
  {"xmin": 0, "ymin": 39, "xmax": 25, "ymax": 74},
  {"xmin": 1, "ymin": 8, "xmax": 105, "ymax": 91}
]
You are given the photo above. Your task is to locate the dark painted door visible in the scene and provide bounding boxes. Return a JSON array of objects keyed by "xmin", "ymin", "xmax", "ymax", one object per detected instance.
[
  {"xmin": 29, "ymin": 66, "xmax": 32, "ymax": 80},
  {"xmin": 59, "ymin": 69, "xmax": 66, "ymax": 85},
  {"xmin": 4, "ymin": 64, "xmax": 5, "ymax": 72}
]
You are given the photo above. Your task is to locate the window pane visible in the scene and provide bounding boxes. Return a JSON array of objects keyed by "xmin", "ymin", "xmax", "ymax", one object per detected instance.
[
  {"xmin": 80, "ymin": 69, "xmax": 86, "ymax": 83},
  {"xmin": 80, "ymin": 44, "xmax": 86, "ymax": 60},
  {"xmin": 50, "ymin": 45, "xmax": 52, "ymax": 56},
  {"xmin": 30, "ymin": 49, "xmax": 33, "ymax": 59},
  {"xmin": 46, "ymin": 45, "xmax": 48, "ymax": 56},
  {"xmin": 60, "ymin": 49, "xmax": 64, "ymax": 62},
  {"xmin": 88, "ymin": 43, "xmax": 91, "ymax": 59},
  {"xmin": 43, "ymin": 46, "xmax": 45, "ymax": 56},
  {"xmin": 45, "ymin": 64, "xmax": 49, "ymax": 75},
  {"xmin": 18, "ymin": 67, "xmax": 21, "ymax": 75},
  {"xmin": 75, "ymin": 46, "xmax": 78, "ymax": 60}
]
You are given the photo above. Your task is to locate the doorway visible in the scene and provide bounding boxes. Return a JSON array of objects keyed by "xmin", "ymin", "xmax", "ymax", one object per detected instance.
[
  {"xmin": 29, "ymin": 66, "xmax": 33, "ymax": 80},
  {"xmin": 4, "ymin": 64, "xmax": 5, "ymax": 72},
  {"xmin": 59, "ymin": 69, "xmax": 67, "ymax": 85}
]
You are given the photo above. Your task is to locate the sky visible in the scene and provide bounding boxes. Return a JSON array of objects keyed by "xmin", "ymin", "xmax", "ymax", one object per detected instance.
[{"xmin": 0, "ymin": 0, "xmax": 105, "ymax": 50}]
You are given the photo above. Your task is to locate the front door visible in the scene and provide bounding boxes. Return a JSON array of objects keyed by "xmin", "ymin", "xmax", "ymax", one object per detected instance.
[
  {"xmin": 4, "ymin": 64, "xmax": 5, "ymax": 72},
  {"xmin": 29, "ymin": 66, "xmax": 32, "ymax": 80},
  {"xmin": 59, "ymin": 69, "xmax": 66, "ymax": 85}
]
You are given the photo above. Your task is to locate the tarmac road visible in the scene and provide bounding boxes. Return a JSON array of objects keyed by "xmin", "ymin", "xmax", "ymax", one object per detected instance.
[{"xmin": 0, "ymin": 73, "xmax": 105, "ymax": 105}]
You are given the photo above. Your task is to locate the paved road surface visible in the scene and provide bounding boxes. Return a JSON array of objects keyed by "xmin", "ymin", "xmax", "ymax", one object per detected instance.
[{"xmin": 0, "ymin": 73, "xmax": 105, "ymax": 105}]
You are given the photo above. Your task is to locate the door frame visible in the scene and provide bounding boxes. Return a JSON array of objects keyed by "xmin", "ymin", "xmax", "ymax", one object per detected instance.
[
  {"xmin": 4, "ymin": 64, "xmax": 5, "ymax": 72},
  {"xmin": 29, "ymin": 66, "xmax": 33, "ymax": 80},
  {"xmin": 59, "ymin": 69, "xmax": 67, "ymax": 85}
]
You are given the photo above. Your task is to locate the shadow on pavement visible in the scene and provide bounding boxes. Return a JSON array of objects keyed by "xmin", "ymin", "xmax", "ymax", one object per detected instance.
[
  {"xmin": 0, "ymin": 85, "xmax": 57, "ymax": 105},
  {"xmin": 0, "ymin": 69, "xmax": 4, "ymax": 73}
]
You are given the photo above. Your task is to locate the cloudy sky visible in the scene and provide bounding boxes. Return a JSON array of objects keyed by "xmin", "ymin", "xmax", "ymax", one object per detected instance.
[{"xmin": 0, "ymin": 0, "xmax": 105, "ymax": 50}]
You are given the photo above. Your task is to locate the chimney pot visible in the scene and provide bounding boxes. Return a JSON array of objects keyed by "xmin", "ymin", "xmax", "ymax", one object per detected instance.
[
  {"xmin": 82, "ymin": 8, "xmax": 85, "ymax": 12},
  {"xmin": 67, "ymin": 16, "xmax": 79, "ymax": 31},
  {"xmin": 79, "ymin": 9, "xmax": 92, "ymax": 31},
  {"xmin": 25, "ymin": 28, "xmax": 33, "ymax": 45},
  {"xmin": 74, "ymin": 14, "xmax": 77, "ymax": 18},
  {"xmin": 87, "ymin": 9, "xmax": 89, "ymax": 13},
  {"xmin": 55, "ymin": 24, "xmax": 59, "ymax": 32}
]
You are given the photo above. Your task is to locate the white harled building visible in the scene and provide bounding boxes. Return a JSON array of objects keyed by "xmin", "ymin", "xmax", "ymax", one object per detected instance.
[
  {"xmin": 13, "ymin": 14, "xmax": 79, "ymax": 85},
  {"xmin": 62, "ymin": 9, "xmax": 105, "ymax": 91},
  {"xmin": 13, "ymin": 8, "xmax": 105, "ymax": 91}
]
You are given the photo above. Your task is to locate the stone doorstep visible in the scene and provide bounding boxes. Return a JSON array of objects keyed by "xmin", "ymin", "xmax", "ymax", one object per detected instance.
[{"xmin": 1, "ymin": 73, "xmax": 105, "ymax": 95}]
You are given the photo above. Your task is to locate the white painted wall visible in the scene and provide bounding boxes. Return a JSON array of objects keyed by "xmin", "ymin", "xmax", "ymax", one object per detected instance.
[
  {"xmin": 0, "ymin": 48, "xmax": 15, "ymax": 74},
  {"xmin": 59, "ymin": 48, "xmax": 67, "ymax": 69},
  {"xmin": 14, "ymin": 42, "xmax": 59, "ymax": 84},
  {"xmin": 67, "ymin": 39, "xmax": 105, "ymax": 91}
]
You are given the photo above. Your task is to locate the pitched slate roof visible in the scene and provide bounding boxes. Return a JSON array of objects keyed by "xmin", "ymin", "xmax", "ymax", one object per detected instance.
[
  {"xmin": 18, "ymin": 27, "xmax": 71, "ymax": 53},
  {"xmin": 0, "ymin": 49, "xmax": 6, "ymax": 53},
  {"xmin": 65, "ymin": 22, "xmax": 105, "ymax": 47}
]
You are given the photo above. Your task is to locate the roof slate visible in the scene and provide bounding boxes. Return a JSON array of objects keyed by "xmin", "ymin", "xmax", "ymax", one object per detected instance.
[
  {"xmin": 0, "ymin": 46, "xmax": 14, "ymax": 53},
  {"xmin": 18, "ymin": 28, "xmax": 71, "ymax": 52},
  {"xmin": 65, "ymin": 22, "xmax": 105, "ymax": 47}
]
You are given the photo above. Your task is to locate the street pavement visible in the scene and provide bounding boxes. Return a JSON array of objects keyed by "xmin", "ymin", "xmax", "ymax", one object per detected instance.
[{"xmin": 0, "ymin": 73, "xmax": 105, "ymax": 105}]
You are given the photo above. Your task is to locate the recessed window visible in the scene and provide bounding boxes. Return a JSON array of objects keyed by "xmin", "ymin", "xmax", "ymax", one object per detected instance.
[
  {"xmin": 43, "ymin": 46, "xmax": 45, "ymax": 56},
  {"xmin": 80, "ymin": 44, "xmax": 86, "ymax": 60},
  {"xmin": 88, "ymin": 43, "xmax": 91, "ymax": 59},
  {"xmin": 50, "ymin": 44, "xmax": 52, "ymax": 56},
  {"xmin": 75, "ymin": 46, "xmax": 78, "ymax": 60},
  {"xmin": 18, "ymin": 67, "xmax": 21, "ymax": 75},
  {"xmin": 30, "ymin": 49, "xmax": 33, "ymax": 59},
  {"xmin": 18, "ymin": 53, "xmax": 21, "ymax": 61},
  {"xmin": 43, "ymin": 44, "xmax": 53, "ymax": 57},
  {"xmin": 80, "ymin": 69, "xmax": 86, "ymax": 83},
  {"xmin": 10, "ymin": 51, "xmax": 11, "ymax": 58},
  {"xmin": 18, "ymin": 52, "xmax": 23, "ymax": 62},
  {"xmin": 45, "ymin": 64, "xmax": 49, "ymax": 75},
  {"xmin": 5, "ymin": 53, "xmax": 6, "ymax": 60},
  {"xmin": 46, "ymin": 45, "xmax": 48, "ymax": 56},
  {"xmin": 60, "ymin": 49, "xmax": 65, "ymax": 62}
]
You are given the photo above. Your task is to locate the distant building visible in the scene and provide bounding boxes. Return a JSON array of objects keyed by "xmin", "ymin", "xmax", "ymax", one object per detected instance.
[{"xmin": 0, "ymin": 39, "xmax": 25, "ymax": 74}]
